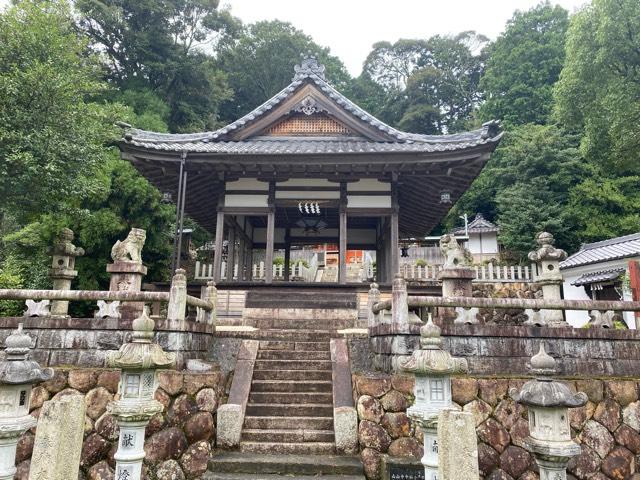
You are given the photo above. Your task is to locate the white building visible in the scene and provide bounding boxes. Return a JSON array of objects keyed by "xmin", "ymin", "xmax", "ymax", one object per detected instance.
[
  {"xmin": 451, "ymin": 213, "xmax": 500, "ymax": 264},
  {"xmin": 560, "ymin": 233, "xmax": 640, "ymax": 328}
]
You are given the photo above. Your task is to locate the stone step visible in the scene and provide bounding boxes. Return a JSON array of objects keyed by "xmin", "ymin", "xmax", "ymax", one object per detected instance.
[
  {"xmin": 248, "ymin": 391, "xmax": 333, "ymax": 405},
  {"xmin": 252, "ymin": 370, "xmax": 332, "ymax": 381},
  {"xmin": 251, "ymin": 380, "xmax": 333, "ymax": 393},
  {"xmin": 239, "ymin": 441, "xmax": 336, "ymax": 455},
  {"xmin": 242, "ymin": 428, "xmax": 335, "ymax": 443},
  {"xmin": 245, "ymin": 403, "xmax": 333, "ymax": 417},
  {"xmin": 254, "ymin": 359, "xmax": 332, "ymax": 371},
  {"xmin": 257, "ymin": 349, "xmax": 331, "ymax": 360},
  {"xmin": 204, "ymin": 473, "xmax": 365, "ymax": 480},
  {"xmin": 253, "ymin": 318, "xmax": 356, "ymax": 330},
  {"xmin": 243, "ymin": 416, "xmax": 334, "ymax": 430},
  {"xmin": 208, "ymin": 452, "xmax": 364, "ymax": 475},
  {"xmin": 259, "ymin": 340, "xmax": 330, "ymax": 352},
  {"xmin": 241, "ymin": 330, "xmax": 335, "ymax": 342}
]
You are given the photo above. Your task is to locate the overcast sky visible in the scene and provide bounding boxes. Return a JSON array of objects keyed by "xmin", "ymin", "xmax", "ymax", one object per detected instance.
[{"xmin": 224, "ymin": 0, "xmax": 588, "ymax": 75}]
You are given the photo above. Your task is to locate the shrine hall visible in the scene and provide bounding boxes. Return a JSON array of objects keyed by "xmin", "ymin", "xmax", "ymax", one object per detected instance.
[{"xmin": 118, "ymin": 55, "xmax": 502, "ymax": 286}]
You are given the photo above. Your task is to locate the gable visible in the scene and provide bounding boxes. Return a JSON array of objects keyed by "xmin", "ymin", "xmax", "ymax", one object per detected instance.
[{"xmin": 229, "ymin": 83, "xmax": 396, "ymax": 142}]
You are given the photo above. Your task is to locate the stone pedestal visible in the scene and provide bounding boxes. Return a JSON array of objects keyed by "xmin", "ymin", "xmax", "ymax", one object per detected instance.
[
  {"xmin": 107, "ymin": 261, "xmax": 148, "ymax": 320},
  {"xmin": 437, "ymin": 267, "xmax": 475, "ymax": 323}
]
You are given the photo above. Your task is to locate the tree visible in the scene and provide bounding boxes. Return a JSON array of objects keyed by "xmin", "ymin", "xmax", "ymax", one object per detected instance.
[
  {"xmin": 446, "ymin": 124, "xmax": 586, "ymax": 256},
  {"xmin": 217, "ymin": 20, "xmax": 352, "ymax": 120},
  {"xmin": 362, "ymin": 39, "xmax": 429, "ymax": 92},
  {"xmin": 0, "ymin": 0, "xmax": 124, "ymax": 225},
  {"xmin": 480, "ymin": 2, "xmax": 569, "ymax": 126},
  {"xmin": 554, "ymin": 0, "xmax": 640, "ymax": 174},
  {"xmin": 76, "ymin": 0, "xmax": 238, "ymax": 131}
]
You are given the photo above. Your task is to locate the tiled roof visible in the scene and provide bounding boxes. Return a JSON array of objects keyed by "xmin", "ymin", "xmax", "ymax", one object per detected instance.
[
  {"xmin": 451, "ymin": 213, "xmax": 500, "ymax": 235},
  {"xmin": 122, "ymin": 55, "xmax": 502, "ymax": 154},
  {"xmin": 571, "ymin": 268, "xmax": 625, "ymax": 286},
  {"xmin": 560, "ymin": 232, "xmax": 640, "ymax": 269}
]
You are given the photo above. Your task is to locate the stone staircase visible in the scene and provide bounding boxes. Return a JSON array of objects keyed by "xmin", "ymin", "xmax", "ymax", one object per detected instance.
[{"xmin": 208, "ymin": 291, "xmax": 364, "ymax": 479}]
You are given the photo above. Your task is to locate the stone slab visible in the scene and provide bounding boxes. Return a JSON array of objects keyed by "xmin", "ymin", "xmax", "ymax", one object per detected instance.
[{"xmin": 438, "ymin": 409, "xmax": 479, "ymax": 480}]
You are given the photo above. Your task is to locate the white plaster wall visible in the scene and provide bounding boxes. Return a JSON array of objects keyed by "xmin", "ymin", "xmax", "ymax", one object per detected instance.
[
  {"xmin": 347, "ymin": 179, "xmax": 390, "ymax": 191},
  {"xmin": 467, "ymin": 232, "xmax": 499, "ymax": 256},
  {"xmin": 347, "ymin": 195, "xmax": 391, "ymax": 208},
  {"xmin": 225, "ymin": 178, "xmax": 268, "ymax": 190}
]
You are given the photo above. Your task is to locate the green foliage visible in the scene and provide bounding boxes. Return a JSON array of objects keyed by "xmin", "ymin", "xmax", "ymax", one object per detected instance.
[
  {"xmin": 0, "ymin": 0, "xmax": 126, "ymax": 223},
  {"xmin": 554, "ymin": 0, "xmax": 640, "ymax": 174},
  {"xmin": 217, "ymin": 20, "xmax": 352, "ymax": 120},
  {"xmin": 480, "ymin": 2, "xmax": 569, "ymax": 126},
  {"xmin": 0, "ymin": 255, "xmax": 25, "ymax": 316}
]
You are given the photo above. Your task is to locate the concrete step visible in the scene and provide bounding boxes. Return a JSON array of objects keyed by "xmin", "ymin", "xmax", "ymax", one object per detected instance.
[
  {"xmin": 204, "ymin": 473, "xmax": 365, "ymax": 480},
  {"xmin": 257, "ymin": 349, "xmax": 330, "ymax": 360},
  {"xmin": 252, "ymin": 369, "xmax": 332, "ymax": 381},
  {"xmin": 254, "ymin": 359, "xmax": 332, "ymax": 371},
  {"xmin": 242, "ymin": 428, "xmax": 335, "ymax": 443},
  {"xmin": 248, "ymin": 391, "xmax": 333, "ymax": 405},
  {"xmin": 208, "ymin": 452, "xmax": 364, "ymax": 475},
  {"xmin": 246, "ymin": 403, "xmax": 333, "ymax": 417},
  {"xmin": 239, "ymin": 441, "xmax": 335, "ymax": 455},
  {"xmin": 251, "ymin": 380, "xmax": 332, "ymax": 393},
  {"xmin": 243, "ymin": 416, "xmax": 334, "ymax": 430}
]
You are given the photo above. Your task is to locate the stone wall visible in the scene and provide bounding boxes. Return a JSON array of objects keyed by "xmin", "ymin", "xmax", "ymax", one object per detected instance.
[
  {"xmin": 0, "ymin": 316, "xmax": 214, "ymax": 369},
  {"xmin": 369, "ymin": 323, "xmax": 640, "ymax": 377},
  {"xmin": 353, "ymin": 373, "xmax": 640, "ymax": 480},
  {"xmin": 15, "ymin": 367, "xmax": 226, "ymax": 480},
  {"xmin": 472, "ymin": 282, "xmax": 541, "ymax": 326}
]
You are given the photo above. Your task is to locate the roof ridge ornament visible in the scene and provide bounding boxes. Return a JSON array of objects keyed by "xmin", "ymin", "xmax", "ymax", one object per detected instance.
[{"xmin": 293, "ymin": 52, "xmax": 326, "ymax": 82}]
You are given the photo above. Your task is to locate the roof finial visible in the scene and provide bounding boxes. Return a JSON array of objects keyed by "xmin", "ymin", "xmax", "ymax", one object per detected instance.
[{"xmin": 293, "ymin": 52, "xmax": 326, "ymax": 81}]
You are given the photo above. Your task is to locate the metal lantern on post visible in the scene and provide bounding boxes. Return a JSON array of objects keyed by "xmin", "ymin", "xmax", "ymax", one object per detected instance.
[
  {"xmin": 0, "ymin": 324, "xmax": 52, "ymax": 480},
  {"xmin": 399, "ymin": 315, "xmax": 468, "ymax": 480},
  {"xmin": 107, "ymin": 307, "xmax": 176, "ymax": 480},
  {"xmin": 510, "ymin": 344, "xmax": 587, "ymax": 480}
]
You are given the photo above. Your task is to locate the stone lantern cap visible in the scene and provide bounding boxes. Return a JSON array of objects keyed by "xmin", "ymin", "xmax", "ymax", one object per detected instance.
[
  {"xmin": 0, "ymin": 324, "xmax": 53, "ymax": 385},
  {"xmin": 510, "ymin": 344, "xmax": 587, "ymax": 408},
  {"xmin": 107, "ymin": 307, "xmax": 176, "ymax": 370},
  {"xmin": 399, "ymin": 316, "xmax": 468, "ymax": 376},
  {"xmin": 528, "ymin": 232, "xmax": 567, "ymax": 263}
]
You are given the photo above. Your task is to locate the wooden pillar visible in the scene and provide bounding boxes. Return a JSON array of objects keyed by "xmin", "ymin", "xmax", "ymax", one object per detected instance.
[
  {"xmin": 629, "ymin": 260, "xmax": 640, "ymax": 329},
  {"xmin": 227, "ymin": 223, "xmax": 236, "ymax": 280},
  {"xmin": 213, "ymin": 211, "xmax": 224, "ymax": 283},
  {"xmin": 339, "ymin": 183, "xmax": 348, "ymax": 285},
  {"xmin": 265, "ymin": 210, "xmax": 275, "ymax": 283},
  {"xmin": 284, "ymin": 228, "xmax": 291, "ymax": 282},
  {"xmin": 237, "ymin": 232, "xmax": 245, "ymax": 281},
  {"xmin": 390, "ymin": 211, "xmax": 399, "ymax": 278}
]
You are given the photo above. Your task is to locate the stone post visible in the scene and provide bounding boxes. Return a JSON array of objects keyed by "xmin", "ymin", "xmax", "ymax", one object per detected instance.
[
  {"xmin": 437, "ymin": 409, "xmax": 479, "ymax": 480},
  {"xmin": 367, "ymin": 282, "xmax": 381, "ymax": 331},
  {"xmin": 29, "ymin": 393, "xmax": 86, "ymax": 480},
  {"xmin": 197, "ymin": 281, "xmax": 217, "ymax": 325},
  {"xmin": 527, "ymin": 232, "xmax": 568, "ymax": 327},
  {"xmin": 107, "ymin": 228, "xmax": 148, "ymax": 320},
  {"xmin": 0, "ymin": 324, "xmax": 52, "ymax": 480},
  {"xmin": 167, "ymin": 268, "xmax": 187, "ymax": 324},
  {"xmin": 48, "ymin": 228, "xmax": 84, "ymax": 317},
  {"xmin": 510, "ymin": 344, "xmax": 587, "ymax": 479},
  {"xmin": 399, "ymin": 316, "xmax": 468, "ymax": 480},
  {"xmin": 392, "ymin": 274, "xmax": 409, "ymax": 326},
  {"xmin": 436, "ymin": 234, "xmax": 475, "ymax": 324},
  {"xmin": 107, "ymin": 307, "xmax": 176, "ymax": 480}
]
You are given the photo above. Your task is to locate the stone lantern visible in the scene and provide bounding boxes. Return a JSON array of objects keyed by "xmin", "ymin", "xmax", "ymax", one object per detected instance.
[
  {"xmin": 527, "ymin": 232, "xmax": 568, "ymax": 327},
  {"xmin": 107, "ymin": 307, "xmax": 175, "ymax": 480},
  {"xmin": 48, "ymin": 228, "xmax": 84, "ymax": 317},
  {"xmin": 510, "ymin": 344, "xmax": 587, "ymax": 480},
  {"xmin": 399, "ymin": 315, "xmax": 468, "ymax": 480},
  {"xmin": 0, "ymin": 324, "xmax": 53, "ymax": 480}
]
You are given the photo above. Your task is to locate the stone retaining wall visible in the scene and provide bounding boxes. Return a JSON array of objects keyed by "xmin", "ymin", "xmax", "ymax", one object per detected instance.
[
  {"xmin": 353, "ymin": 373, "xmax": 640, "ymax": 480},
  {"xmin": 472, "ymin": 282, "xmax": 541, "ymax": 325},
  {"xmin": 15, "ymin": 367, "xmax": 226, "ymax": 480},
  {"xmin": 0, "ymin": 316, "xmax": 214, "ymax": 369},
  {"xmin": 369, "ymin": 324, "xmax": 640, "ymax": 377}
]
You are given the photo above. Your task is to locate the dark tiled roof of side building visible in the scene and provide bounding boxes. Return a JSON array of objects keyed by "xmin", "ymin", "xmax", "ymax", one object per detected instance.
[
  {"xmin": 560, "ymin": 232, "xmax": 640, "ymax": 269},
  {"xmin": 451, "ymin": 213, "xmax": 500, "ymax": 235}
]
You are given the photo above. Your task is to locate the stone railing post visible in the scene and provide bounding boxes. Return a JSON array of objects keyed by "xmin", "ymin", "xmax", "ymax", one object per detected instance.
[
  {"xmin": 526, "ymin": 232, "xmax": 568, "ymax": 327},
  {"xmin": 107, "ymin": 228, "xmax": 148, "ymax": 320},
  {"xmin": 107, "ymin": 306, "xmax": 176, "ymax": 480},
  {"xmin": 511, "ymin": 344, "xmax": 587, "ymax": 479},
  {"xmin": 399, "ymin": 316, "xmax": 468, "ymax": 479},
  {"xmin": 0, "ymin": 324, "xmax": 53, "ymax": 479},
  {"xmin": 367, "ymin": 282, "xmax": 380, "ymax": 331},
  {"xmin": 436, "ymin": 234, "xmax": 476, "ymax": 324},
  {"xmin": 167, "ymin": 268, "xmax": 187, "ymax": 324},
  {"xmin": 48, "ymin": 228, "xmax": 84, "ymax": 317},
  {"xmin": 197, "ymin": 281, "xmax": 217, "ymax": 325},
  {"xmin": 392, "ymin": 274, "xmax": 409, "ymax": 326}
]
